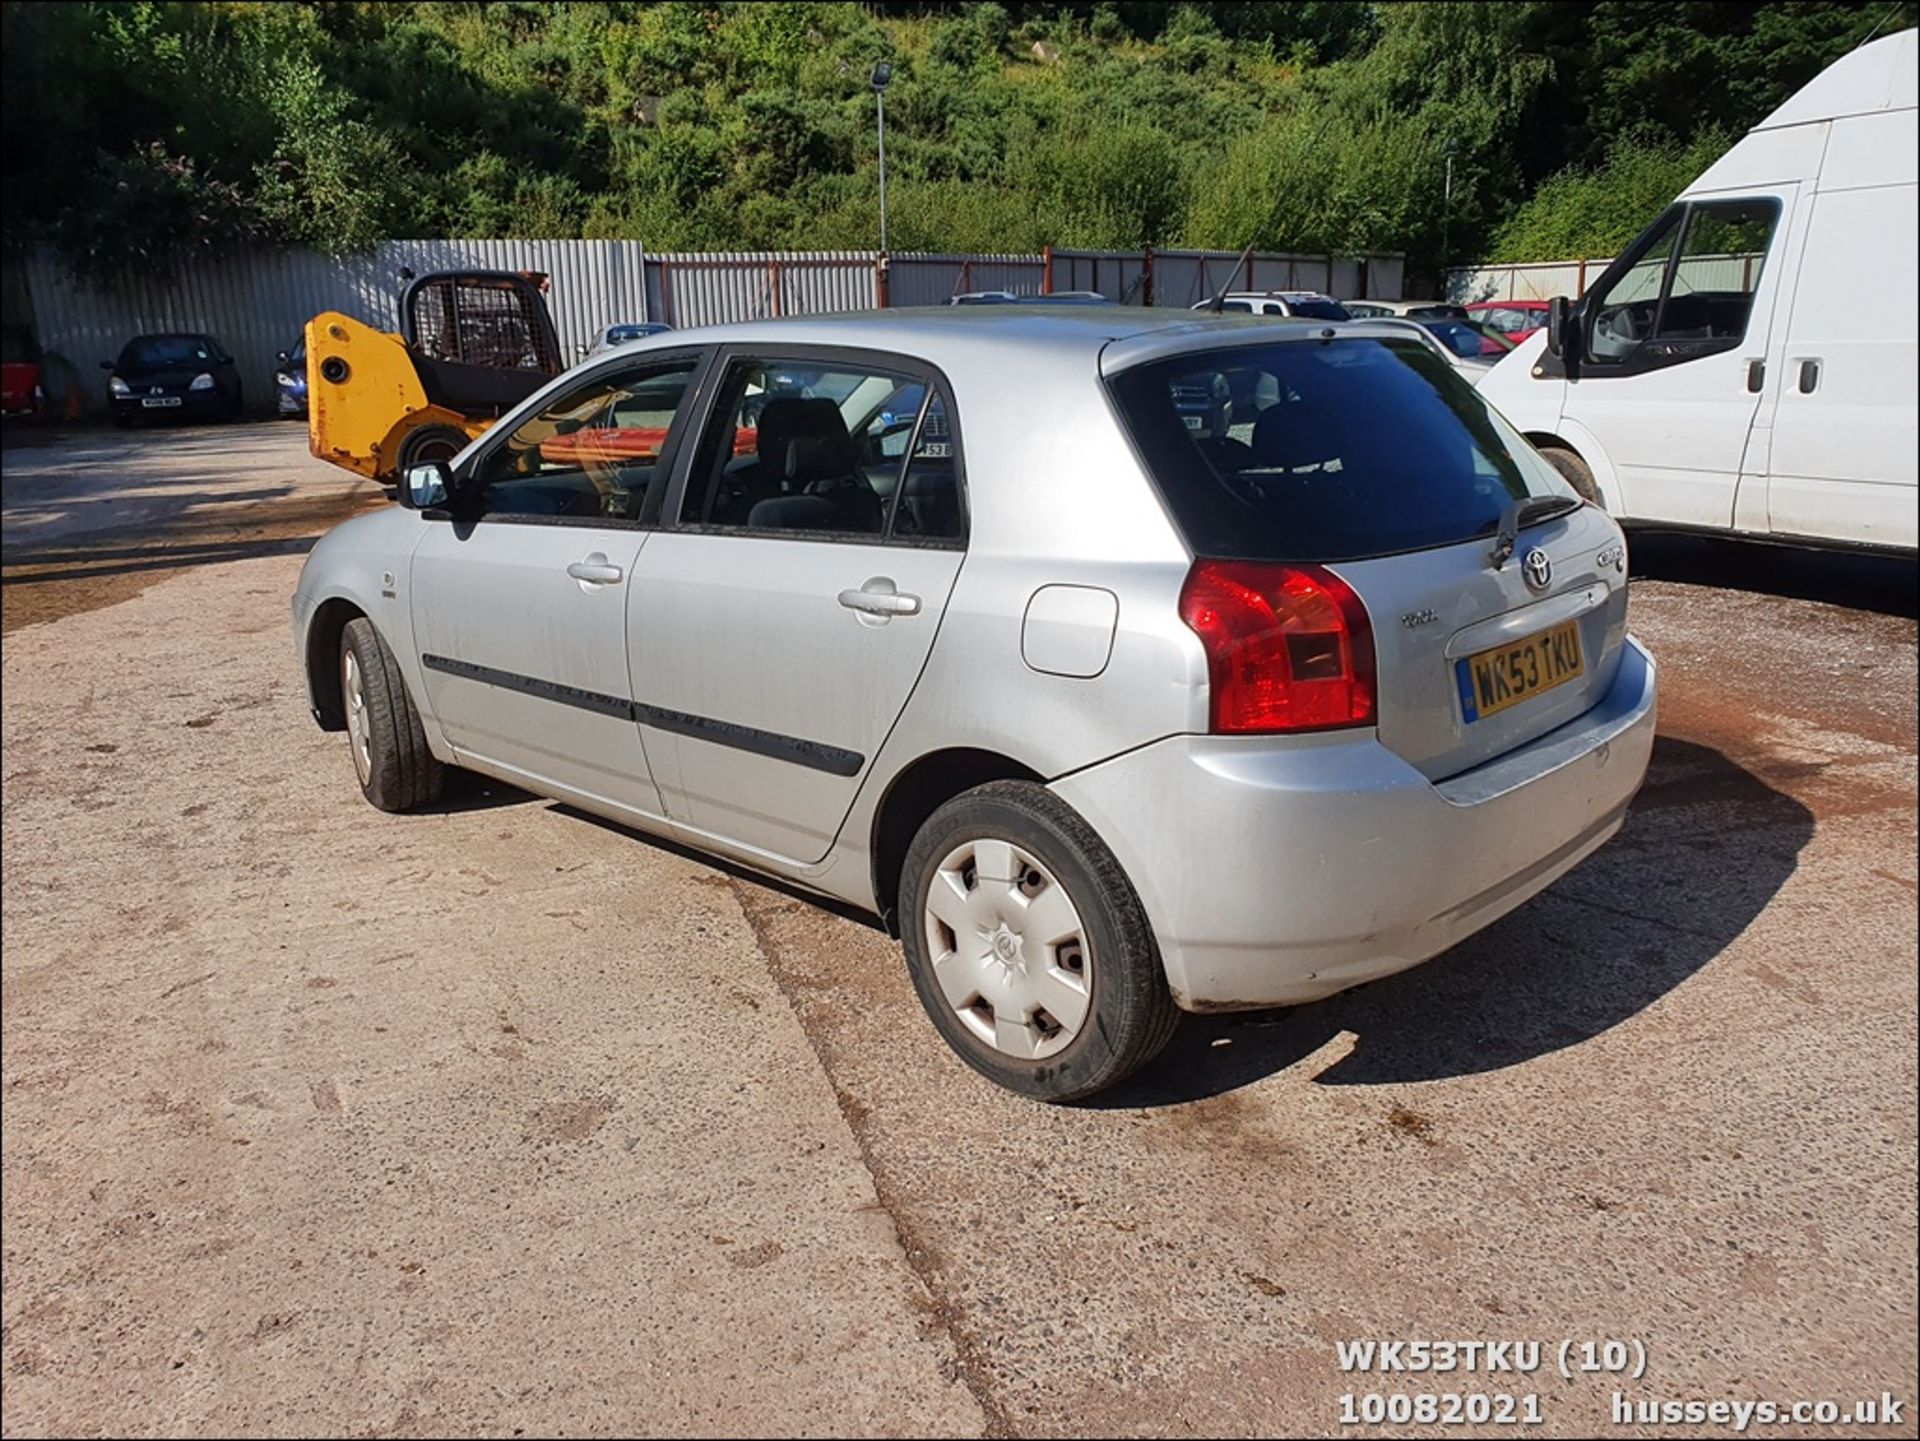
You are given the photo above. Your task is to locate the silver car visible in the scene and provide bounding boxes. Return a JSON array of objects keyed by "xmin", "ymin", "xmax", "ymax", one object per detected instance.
[{"xmin": 293, "ymin": 308, "xmax": 1656, "ymax": 1102}]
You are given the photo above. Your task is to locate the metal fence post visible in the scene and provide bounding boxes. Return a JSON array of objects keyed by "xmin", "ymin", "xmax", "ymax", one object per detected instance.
[{"xmin": 1042, "ymin": 245, "xmax": 1053, "ymax": 295}]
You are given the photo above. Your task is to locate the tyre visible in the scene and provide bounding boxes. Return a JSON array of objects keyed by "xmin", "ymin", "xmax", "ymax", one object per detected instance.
[
  {"xmin": 1540, "ymin": 444, "xmax": 1602, "ymax": 507},
  {"xmin": 339, "ymin": 617, "xmax": 444, "ymax": 813},
  {"xmin": 900, "ymin": 780, "xmax": 1179, "ymax": 1103},
  {"xmin": 396, "ymin": 424, "xmax": 469, "ymax": 474}
]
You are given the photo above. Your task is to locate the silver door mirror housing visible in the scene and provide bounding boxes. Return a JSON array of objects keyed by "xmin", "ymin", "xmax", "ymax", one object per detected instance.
[{"xmin": 402, "ymin": 461, "xmax": 451, "ymax": 510}]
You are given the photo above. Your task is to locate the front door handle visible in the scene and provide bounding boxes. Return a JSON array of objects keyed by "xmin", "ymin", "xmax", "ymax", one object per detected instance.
[
  {"xmin": 838, "ymin": 579, "xmax": 921, "ymax": 618},
  {"xmin": 1797, "ymin": 357, "xmax": 1822, "ymax": 394},
  {"xmin": 1745, "ymin": 358, "xmax": 1765, "ymax": 393},
  {"xmin": 567, "ymin": 555, "xmax": 624, "ymax": 585}
]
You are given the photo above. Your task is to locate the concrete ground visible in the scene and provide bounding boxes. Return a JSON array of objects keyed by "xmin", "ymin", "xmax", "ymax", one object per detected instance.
[{"xmin": 3, "ymin": 419, "xmax": 1915, "ymax": 1438}]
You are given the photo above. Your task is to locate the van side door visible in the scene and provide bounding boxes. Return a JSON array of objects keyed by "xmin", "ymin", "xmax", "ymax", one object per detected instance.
[
  {"xmin": 1759, "ymin": 111, "xmax": 1919, "ymax": 549},
  {"xmin": 1568, "ymin": 191, "xmax": 1795, "ymax": 529}
]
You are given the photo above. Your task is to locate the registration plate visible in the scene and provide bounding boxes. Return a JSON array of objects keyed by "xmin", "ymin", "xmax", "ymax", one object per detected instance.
[
  {"xmin": 141, "ymin": 396, "xmax": 182, "ymax": 408},
  {"xmin": 1456, "ymin": 619, "xmax": 1584, "ymax": 722},
  {"xmin": 1182, "ymin": 414, "xmax": 1204, "ymax": 431}
]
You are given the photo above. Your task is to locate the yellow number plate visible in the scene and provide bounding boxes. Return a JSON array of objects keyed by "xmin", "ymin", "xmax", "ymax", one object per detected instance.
[{"xmin": 1457, "ymin": 619, "xmax": 1585, "ymax": 722}]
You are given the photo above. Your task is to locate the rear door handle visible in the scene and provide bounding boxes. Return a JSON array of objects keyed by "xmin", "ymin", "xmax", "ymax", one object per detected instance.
[
  {"xmin": 567, "ymin": 555, "xmax": 624, "ymax": 585},
  {"xmin": 1797, "ymin": 357, "xmax": 1822, "ymax": 394},
  {"xmin": 838, "ymin": 580, "xmax": 921, "ymax": 617}
]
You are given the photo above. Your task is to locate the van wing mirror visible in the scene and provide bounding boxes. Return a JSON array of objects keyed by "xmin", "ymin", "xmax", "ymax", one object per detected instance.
[{"xmin": 1546, "ymin": 296, "xmax": 1569, "ymax": 357}]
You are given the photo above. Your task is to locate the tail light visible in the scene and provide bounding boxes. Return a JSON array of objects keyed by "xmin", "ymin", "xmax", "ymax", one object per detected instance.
[{"xmin": 1179, "ymin": 560, "xmax": 1376, "ymax": 733}]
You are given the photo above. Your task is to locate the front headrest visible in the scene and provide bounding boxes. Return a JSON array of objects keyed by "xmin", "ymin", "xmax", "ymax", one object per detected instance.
[
  {"xmin": 786, "ymin": 430, "xmax": 856, "ymax": 486},
  {"xmin": 755, "ymin": 396, "xmax": 848, "ymax": 467}
]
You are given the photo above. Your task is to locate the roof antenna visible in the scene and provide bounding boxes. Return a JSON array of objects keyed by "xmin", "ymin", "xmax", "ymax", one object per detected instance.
[{"xmin": 1206, "ymin": 242, "xmax": 1257, "ymax": 314}]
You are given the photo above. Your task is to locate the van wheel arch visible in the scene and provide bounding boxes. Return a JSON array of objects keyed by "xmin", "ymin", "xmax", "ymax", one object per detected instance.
[
  {"xmin": 1529, "ymin": 435, "xmax": 1603, "ymax": 508},
  {"xmin": 870, "ymin": 748, "xmax": 1044, "ymax": 936}
]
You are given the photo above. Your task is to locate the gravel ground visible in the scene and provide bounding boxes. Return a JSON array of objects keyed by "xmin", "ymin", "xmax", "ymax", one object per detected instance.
[{"xmin": 3, "ymin": 421, "xmax": 1915, "ymax": 1437}]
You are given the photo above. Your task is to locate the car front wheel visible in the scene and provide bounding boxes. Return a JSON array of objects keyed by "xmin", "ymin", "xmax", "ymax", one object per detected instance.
[
  {"xmin": 900, "ymin": 781, "xmax": 1179, "ymax": 1103},
  {"xmin": 340, "ymin": 617, "xmax": 444, "ymax": 813}
]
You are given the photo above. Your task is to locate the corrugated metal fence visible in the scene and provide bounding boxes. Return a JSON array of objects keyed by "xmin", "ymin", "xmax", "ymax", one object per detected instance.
[
  {"xmin": 19, "ymin": 240, "xmax": 1407, "ymax": 415},
  {"xmin": 19, "ymin": 240, "xmax": 650, "ymax": 416},
  {"xmin": 1446, "ymin": 258, "xmax": 1614, "ymax": 303}
]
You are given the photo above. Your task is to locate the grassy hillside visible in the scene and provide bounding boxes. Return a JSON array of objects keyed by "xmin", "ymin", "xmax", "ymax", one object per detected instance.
[{"xmin": 2, "ymin": 2, "xmax": 1911, "ymax": 282}]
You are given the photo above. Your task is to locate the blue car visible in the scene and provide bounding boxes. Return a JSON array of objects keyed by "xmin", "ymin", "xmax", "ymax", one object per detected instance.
[{"xmin": 275, "ymin": 338, "xmax": 307, "ymax": 418}]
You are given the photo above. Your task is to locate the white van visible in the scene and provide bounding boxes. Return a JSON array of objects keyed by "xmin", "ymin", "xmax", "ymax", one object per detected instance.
[{"xmin": 1479, "ymin": 29, "xmax": 1918, "ymax": 553}]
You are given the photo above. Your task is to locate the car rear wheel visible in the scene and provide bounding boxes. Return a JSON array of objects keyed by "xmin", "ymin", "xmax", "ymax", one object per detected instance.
[
  {"xmin": 900, "ymin": 781, "xmax": 1179, "ymax": 1103},
  {"xmin": 340, "ymin": 617, "xmax": 444, "ymax": 813},
  {"xmin": 1540, "ymin": 444, "xmax": 1601, "ymax": 507}
]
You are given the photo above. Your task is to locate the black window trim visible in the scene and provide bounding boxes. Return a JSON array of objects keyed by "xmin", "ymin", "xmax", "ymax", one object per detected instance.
[
  {"xmin": 429, "ymin": 344, "xmax": 720, "ymax": 532},
  {"xmin": 660, "ymin": 341, "xmax": 970, "ymax": 552}
]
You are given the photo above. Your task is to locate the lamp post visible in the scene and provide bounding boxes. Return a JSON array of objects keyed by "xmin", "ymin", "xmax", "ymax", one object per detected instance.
[
  {"xmin": 1442, "ymin": 136, "xmax": 1459, "ymax": 263},
  {"xmin": 871, "ymin": 61, "xmax": 893, "ymax": 254}
]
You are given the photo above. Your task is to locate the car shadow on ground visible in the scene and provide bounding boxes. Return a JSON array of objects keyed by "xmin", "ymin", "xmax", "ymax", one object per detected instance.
[
  {"xmin": 1094, "ymin": 735, "xmax": 1814, "ymax": 1107},
  {"xmin": 417, "ymin": 770, "xmax": 540, "ymax": 815},
  {"xmin": 1629, "ymin": 532, "xmax": 1918, "ymax": 619}
]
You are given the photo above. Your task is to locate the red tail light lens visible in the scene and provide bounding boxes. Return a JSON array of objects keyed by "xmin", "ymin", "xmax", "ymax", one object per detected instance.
[{"xmin": 1179, "ymin": 560, "xmax": 1377, "ymax": 733}]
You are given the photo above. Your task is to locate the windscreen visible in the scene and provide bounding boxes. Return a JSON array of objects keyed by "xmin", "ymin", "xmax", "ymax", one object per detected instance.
[
  {"xmin": 1109, "ymin": 337, "xmax": 1576, "ymax": 562},
  {"xmin": 122, "ymin": 336, "xmax": 214, "ymax": 369}
]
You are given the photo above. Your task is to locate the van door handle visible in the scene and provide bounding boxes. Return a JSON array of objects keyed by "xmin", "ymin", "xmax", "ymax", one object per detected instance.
[
  {"xmin": 567, "ymin": 555, "xmax": 624, "ymax": 585},
  {"xmin": 1745, "ymin": 358, "xmax": 1765, "ymax": 393},
  {"xmin": 838, "ymin": 580, "xmax": 920, "ymax": 617},
  {"xmin": 1797, "ymin": 358, "xmax": 1822, "ymax": 394}
]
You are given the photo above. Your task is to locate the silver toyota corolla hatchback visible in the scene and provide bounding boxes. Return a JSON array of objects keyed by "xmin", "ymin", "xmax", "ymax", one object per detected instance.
[{"xmin": 293, "ymin": 307, "xmax": 1656, "ymax": 1102}]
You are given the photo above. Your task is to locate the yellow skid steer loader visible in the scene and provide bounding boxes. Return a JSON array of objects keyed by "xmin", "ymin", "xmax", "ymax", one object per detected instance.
[{"xmin": 305, "ymin": 270, "xmax": 563, "ymax": 486}]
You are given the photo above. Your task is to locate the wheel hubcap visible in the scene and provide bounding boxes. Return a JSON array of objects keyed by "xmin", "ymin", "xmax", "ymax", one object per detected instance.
[
  {"xmin": 343, "ymin": 649, "xmax": 372, "ymax": 786},
  {"xmin": 923, "ymin": 838, "xmax": 1091, "ymax": 1060}
]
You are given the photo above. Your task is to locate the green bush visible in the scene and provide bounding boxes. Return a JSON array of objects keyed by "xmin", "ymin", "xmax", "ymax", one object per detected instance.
[{"xmin": 1489, "ymin": 131, "xmax": 1734, "ymax": 262}]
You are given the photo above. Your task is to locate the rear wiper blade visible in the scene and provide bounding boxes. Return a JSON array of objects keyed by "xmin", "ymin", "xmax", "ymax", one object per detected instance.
[{"xmin": 1489, "ymin": 494, "xmax": 1580, "ymax": 569}]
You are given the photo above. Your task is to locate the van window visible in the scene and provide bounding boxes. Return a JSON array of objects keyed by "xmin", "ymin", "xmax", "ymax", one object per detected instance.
[
  {"xmin": 1109, "ymin": 337, "xmax": 1577, "ymax": 563},
  {"xmin": 1588, "ymin": 199, "xmax": 1778, "ymax": 363},
  {"xmin": 1588, "ymin": 208, "xmax": 1684, "ymax": 362},
  {"xmin": 1660, "ymin": 199, "xmax": 1777, "ymax": 340}
]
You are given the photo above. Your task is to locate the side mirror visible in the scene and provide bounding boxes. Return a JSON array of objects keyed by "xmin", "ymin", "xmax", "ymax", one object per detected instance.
[
  {"xmin": 99, "ymin": 359, "xmax": 114, "ymax": 371},
  {"xmin": 400, "ymin": 461, "xmax": 451, "ymax": 511},
  {"xmin": 1546, "ymin": 296, "xmax": 1569, "ymax": 357},
  {"xmin": 276, "ymin": 352, "xmax": 290, "ymax": 365}
]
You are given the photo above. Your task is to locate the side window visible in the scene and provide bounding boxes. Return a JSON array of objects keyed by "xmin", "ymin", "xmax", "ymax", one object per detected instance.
[
  {"xmin": 468, "ymin": 358, "xmax": 701, "ymax": 522},
  {"xmin": 1587, "ymin": 199, "xmax": 1778, "ymax": 362},
  {"xmin": 1658, "ymin": 198, "xmax": 1778, "ymax": 341},
  {"xmin": 892, "ymin": 391, "xmax": 965, "ymax": 542},
  {"xmin": 1587, "ymin": 206, "xmax": 1684, "ymax": 362},
  {"xmin": 681, "ymin": 358, "xmax": 912, "ymax": 538}
]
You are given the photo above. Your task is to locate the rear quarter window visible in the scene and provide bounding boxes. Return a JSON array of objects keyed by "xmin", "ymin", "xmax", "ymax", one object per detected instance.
[{"xmin": 1108, "ymin": 337, "xmax": 1574, "ymax": 562}]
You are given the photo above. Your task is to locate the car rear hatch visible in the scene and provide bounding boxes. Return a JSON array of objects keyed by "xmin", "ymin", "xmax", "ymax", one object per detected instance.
[
  {"xmin": 1328, "ymin": 513, "xmax": 1627, "ymax": 780},
  {"xmin": 1104, "ymin": 327, "xmax": 1628, "ymax": 782}
]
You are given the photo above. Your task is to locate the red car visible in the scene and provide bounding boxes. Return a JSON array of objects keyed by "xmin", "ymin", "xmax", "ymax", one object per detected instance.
[
  {"xmin": 2, "ymin": 326, "xmax": 42, "ymax": 417},
  {"xmin": 1463, "ymin": 300, "xmax": 1551, "ymax": 345}
]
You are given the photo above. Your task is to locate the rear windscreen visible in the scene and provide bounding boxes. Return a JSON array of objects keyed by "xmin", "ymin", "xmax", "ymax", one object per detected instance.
[{"xmin": 1109, "ymin": 337, "xmax": 1574, "ymax": 562}]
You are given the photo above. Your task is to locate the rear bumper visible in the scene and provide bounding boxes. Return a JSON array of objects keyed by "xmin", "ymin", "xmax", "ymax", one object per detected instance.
[{"xmin": 1050, "ymin": 637, "xmax": 1657, "ymax": 1010}]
